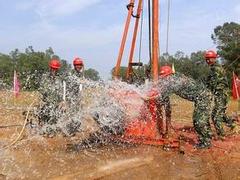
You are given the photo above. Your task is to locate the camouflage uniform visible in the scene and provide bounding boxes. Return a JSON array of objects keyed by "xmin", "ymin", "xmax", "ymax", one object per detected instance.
[
  {"xmin": 55, "ymin": 70, "xmax": 84, "ymax": 136},
  {"xmin": 37, "ymin": 73, "xmax": 63, "ymax": 130},
  {"xmin": 206, "ymin": 63, "xmax": 234, "ymax": 136},
  {"xmin": 73, "ymin": 69, "xmax": 84, "ymax": 78},
  {"xmin": 64, "ymin": 70, "xmax": 84, "ymax": 108},
  {"xmin": 157, "ymin": 73, "xmax": 213, "ymax": 146},
  {"xmin": 37, "ymin": 72, "xmax": 82, "ymax": 137}
]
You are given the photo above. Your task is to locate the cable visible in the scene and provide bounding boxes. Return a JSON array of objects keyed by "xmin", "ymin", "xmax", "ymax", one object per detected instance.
[
  {"xmin": 165, "ymin": 0, "xmax": 171, "ymax": 60},
  {"xmin": 148, "ymin": 0, "xmax": 152, "ymax": 64},
  {"xmin": 138, "ymin": 0, "xmax": 144, "ymax": 67},
  {"xmin": 1, "ymin": 100, "xmax": 36, "ymax": 150}
]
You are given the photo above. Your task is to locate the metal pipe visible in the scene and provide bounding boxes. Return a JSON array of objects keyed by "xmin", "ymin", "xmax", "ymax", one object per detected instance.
[
  {"xmin": 114, "ymin": 0, "xmax": 135, "ymax": 79},
  {"xmin": 152, "ymin": 0, "xmax": 159, "ymax": 81},
  {"xmin": 148, "ymin": 0, "xmax": 152, "ymax": 64},
  {"xmin": 126, "ymin": 0, "xmax": 143, "ymax": 79}
]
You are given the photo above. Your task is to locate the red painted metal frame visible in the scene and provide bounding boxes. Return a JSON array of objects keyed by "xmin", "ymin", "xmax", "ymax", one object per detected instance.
[
  {"xmin": 114, "ymin": 0, "xmax": 135, "ymax": 79},
  {"xmin": 152, "ymin": 0, "xmax": 159, "ymax": 81},
  {"xmin": 111, "ymin": 89, "xmax": 179, "ymax": 148},
  {"xmin": 114, "ymin": 0, "xmax": 159, "ymax": 80},
  {"xmin": 126, "ymin": 0, "xmax": 143, "ymax": 79},
  {"xmin": 112, "ymin": 1, "xmax": 176, "ymax": 147}
]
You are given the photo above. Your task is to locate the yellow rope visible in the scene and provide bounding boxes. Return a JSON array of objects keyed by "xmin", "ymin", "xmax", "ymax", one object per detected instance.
[{"xmin": 1, "ymin": 100, "xmax": 35, "ymax": 150}]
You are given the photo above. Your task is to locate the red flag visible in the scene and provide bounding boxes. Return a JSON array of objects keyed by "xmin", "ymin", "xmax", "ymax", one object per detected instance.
[
  {"xmin": 13, "ymin": 70, "xmax": 20, "ymax": 97},
  {"xmin": 232, "ymin": 72, "xmax": 240, "ymax": 100}
]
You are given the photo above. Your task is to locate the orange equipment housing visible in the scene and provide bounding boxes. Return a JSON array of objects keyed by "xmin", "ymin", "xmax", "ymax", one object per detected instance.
[{"xmin": 111, "ymin": 89, "xmax": 179, "ymax": 147}]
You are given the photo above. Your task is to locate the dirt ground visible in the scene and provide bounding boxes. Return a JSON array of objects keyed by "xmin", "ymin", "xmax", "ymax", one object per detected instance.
[{"xmin": 0, "ymin": 91, "xmax": 240, "ymax": 180}]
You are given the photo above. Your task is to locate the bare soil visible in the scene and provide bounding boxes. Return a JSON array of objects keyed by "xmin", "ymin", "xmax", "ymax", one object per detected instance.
[{"xmin": 0, "ymin": 92, "xmax": 240, "ymax": 180}]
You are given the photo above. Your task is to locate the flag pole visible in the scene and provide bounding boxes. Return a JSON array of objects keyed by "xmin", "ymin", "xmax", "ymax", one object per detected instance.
[
  {"xmin": 237, "ymin": 73, "xmax": 240, "ymax": 118},
  {"xmin": 13, "ymin": 70, "xmax": 20, "ymax": 98},
  {"xmin": 172, "ymin": 63, "xmax": 175, "ymax": 73},
  {"xmin": 232, "ymin": 72, "xmax": 239, "ymax": 120},
  {"xmin": 13, "ymin": 70, "xmax": 16, "ymax": 96},
  {"xmin": 233, "ymin": 72, "xmax": 240, "ymax": 118},
  {"xmin": 238, "ymin": 99, "xmax": 240, "ymax": 118},
  {"xmin": 63, "ymin": 80, "xmax": 66, "ymax": 102}
]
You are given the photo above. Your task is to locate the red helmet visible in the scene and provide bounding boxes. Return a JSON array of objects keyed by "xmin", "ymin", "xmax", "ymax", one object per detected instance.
[
  {"xmin": 159, "ymin": 66, "xmax": 173, "ymax": 77},
  {"xmin": 49, "ymin": 59, "xmax": 61, "ymax": 69},
  {"xmin": 73, "ymin": 57, "xmax": 84, "ymax": 66},
  {"xmin": 204, "ymin": 50, "xmax": 217, "ymax": 59}
]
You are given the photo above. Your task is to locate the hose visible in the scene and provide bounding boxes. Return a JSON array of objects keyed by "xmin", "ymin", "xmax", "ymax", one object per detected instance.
[{"xmin": 1, "ymin": 100, "xmax": 35, "ymax": 150}]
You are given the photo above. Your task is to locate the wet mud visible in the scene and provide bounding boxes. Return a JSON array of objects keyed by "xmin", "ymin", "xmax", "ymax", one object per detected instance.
[{"xmin": 0, "ymin": 93, "xmax": 240, "ymax": 179}]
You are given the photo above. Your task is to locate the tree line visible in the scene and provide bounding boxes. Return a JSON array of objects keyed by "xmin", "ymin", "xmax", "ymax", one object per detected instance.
[
  {"xmin": 112, "ymin": 22, "xmax": 240, "ymax": 86},
  {"xmin": 0, "ymin": 22, "xmax": 239, "ymax": 90},
  {"xmin": 0, "ymin": 46, "xmax": 100, "ymax": 90}
]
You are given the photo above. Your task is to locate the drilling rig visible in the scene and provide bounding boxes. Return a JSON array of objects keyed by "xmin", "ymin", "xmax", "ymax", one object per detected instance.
[{"xmin": 113, "ymin": 0, "xmax": 179, "ymax": 148}]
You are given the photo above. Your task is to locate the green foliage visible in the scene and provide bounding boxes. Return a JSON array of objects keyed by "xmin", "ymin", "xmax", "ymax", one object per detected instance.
[
  {"xmin": 13, "ymin": 47, "xmax": 55, "ymax": 90},
  {"xmin": 1, "ymin": 21, "xmax": 239, "ymax": 90},
  {"xmin": 161, "ymin": 51, "xmax": 209, "ymax": 82},
  {"xmin": 0, "ymin": 53, "xmax": 14, "ymax": 87},
  {"xmin": 59, "ymin": 59, "xmax": 71, "ymax": 74},
  {"xmin": 212, "ymin": 22, "xmax": 240, "ymax": 82},
  {"xmin": 0, "ymin": 47, "xmax": 101, "ymax": 89},
  {"xmin": 84, "ymin": 68, "xmax": 100, "ymax": 81},
  {"xmin": 212, "ymin": 22, "xmax": 240, "ymax": 73},
  {"xmin": 0, "ymin": 47, "xmax": 101, "ymax": 90},
  {"xmin": 111, "ymin": 66, "xmax": 127, "ymax": 81},
  {"xmin": 110, "ymin": 22, "xmax": 240, "ymax": 87},
  {"xmin": 111, "ymin": 65, "xmax": 147, "ymax": 84},
  {"xmin": 111, "ymin": 51, "xmax": 209, "ymax": 84}
]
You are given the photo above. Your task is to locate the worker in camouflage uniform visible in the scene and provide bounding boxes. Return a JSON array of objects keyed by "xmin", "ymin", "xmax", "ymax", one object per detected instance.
[
  {"xmin": 155, "ymin": 65, "xmax": 213, "ymax": 149},
  {"xmin": 204, "ymin": 50, "xmax": 235, "ymax": 137},
  {"xmin": 72, "ymin": 57, "xmax": 85, "ymax": 78},
  {"xmin": 37, "ymin": 59, "xmax": 64, "ymax": 136},
  {"xmin": 67, "ymin": 84, "xmax": 126, "ymax": 151},
  {"xmin": 55, "ymin": 57, "xmax": 86, "ymax": 136},
  {"xmin": 64, "ymin": 57, "xmax": 85, "ymax": 107}
]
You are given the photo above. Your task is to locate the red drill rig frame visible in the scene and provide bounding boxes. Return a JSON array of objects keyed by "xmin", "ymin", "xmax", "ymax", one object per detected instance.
[{"xmin": 113, "ymin": 0, "xmax": 179, "ymax": 148}]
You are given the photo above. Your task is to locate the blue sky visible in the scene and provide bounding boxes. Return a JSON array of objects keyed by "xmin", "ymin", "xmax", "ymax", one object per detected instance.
[{"xmin": 0, "ymin": 0, "xmax": 240, "ymax": 78}]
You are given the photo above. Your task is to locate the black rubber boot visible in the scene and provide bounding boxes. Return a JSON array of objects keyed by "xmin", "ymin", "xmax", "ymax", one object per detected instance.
[{"xmin": 195, "ymin": 141, "xmax": 211, "ymax": 149}]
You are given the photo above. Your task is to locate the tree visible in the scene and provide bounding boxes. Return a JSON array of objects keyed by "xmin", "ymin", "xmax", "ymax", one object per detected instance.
[
  {"xmin": 110, "ymin": 66, "xmax": 146, "ymax": 84},
  {"xmin": 0, "ymin": 54, "xmax": 14, "ymax": 86},
  {"xmin": 174, "ymin": 51, "xmax": 185, "ymax": 60},
  {"xmin": 45, "ymin": 47, "xmax": 54, "ymax": 58},
  {"xmin": 111, "ymin": 66, "xmax": 127, "ymax": 81},
  {"xmin": 190, "ymin": 51, "xmax": 206, "ymax": 65},
  {"xmin": 160, "ymin": 51, "xmax": 209, "ymax": 82},
  {"xmin": 0, "ymin": 46, "xmax": 72, "ymax": 90},
  {"xmin": 212, "ymin": 22, "xmax": 240, "ymax": 75},
  {"xmin": 60, "ymin": 59, "xmax": 71, "ymax": 74},
  {"xmin": 84, "ymin": 68, "xmax": 100, "ymax": 81}
]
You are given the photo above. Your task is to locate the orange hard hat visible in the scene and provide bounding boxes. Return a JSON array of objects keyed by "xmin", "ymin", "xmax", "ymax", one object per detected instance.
[
  {"xmin": 73, "ymin": 57, "xmax": 84, "ymax": 66},
  {"xmin": 159, "ymin": 66, "xmax": 173, "ymax": 77},
  {"xmin": 49, "ymin": 59, "xmax": 61, "ymax": 69},
  {"xmin": 204, "ymin": 50, "xmax": 217, "ymax": 59}
]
